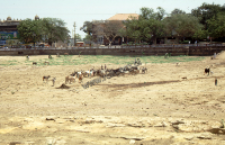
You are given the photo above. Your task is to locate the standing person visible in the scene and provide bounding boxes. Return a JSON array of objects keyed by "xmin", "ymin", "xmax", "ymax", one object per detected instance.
[
  {"xmin": 52, "ymin": 78, "xmax": 56, "ymax": 87},
  {"xmin": 189, "ymin": 41, "xmax": 190, "ymax": 44},
  {"xmin": 215, "ymin": 78, "xmax": 217, "ymax": 86},
  {"xmin": 214, "ymin": 52, "xmax": 216, "ymax": 59}
]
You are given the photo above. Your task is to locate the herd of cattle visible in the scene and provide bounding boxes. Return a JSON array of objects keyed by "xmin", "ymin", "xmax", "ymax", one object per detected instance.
[
  {"xmin": 67, "ymin": 64, "xmax": 148, "ymax": 84},
  {"xmin": 42, "ymin": 64, "xmax": 148, "ymax": 86},
  {"xmin": 42, "ymin": 63, "xmax": 213, "ymax": 88}
]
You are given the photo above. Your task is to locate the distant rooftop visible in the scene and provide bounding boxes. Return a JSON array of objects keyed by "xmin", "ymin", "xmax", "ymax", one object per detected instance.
[{"xmin": 107, "ymin": 13, "xmax": 139, "ymax": 20}]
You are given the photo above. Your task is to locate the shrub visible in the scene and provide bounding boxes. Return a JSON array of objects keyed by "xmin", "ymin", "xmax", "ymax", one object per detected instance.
[{"xmin": 180, "ymin": 40, "xmax": 190, "ymax": 44}]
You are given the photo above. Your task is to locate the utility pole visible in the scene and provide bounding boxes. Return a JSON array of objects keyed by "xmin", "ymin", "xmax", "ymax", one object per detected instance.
[
  {"xmin": 73, "ymin": 22, "xmax": 76, "ymax": 46},
  {"xmin": 72, "ymin": 29, "xmax": 74, "ymax": 46}
]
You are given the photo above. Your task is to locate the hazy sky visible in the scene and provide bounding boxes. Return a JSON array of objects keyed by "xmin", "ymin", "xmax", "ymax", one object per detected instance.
[{"xmin": 0, "ymin": 0, "xmax": 224, "ymax": 38}]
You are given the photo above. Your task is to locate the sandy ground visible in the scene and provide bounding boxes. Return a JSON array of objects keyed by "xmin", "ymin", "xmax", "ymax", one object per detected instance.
[{"xmin": 0, "ymin": 54, "xmax": 225, "ymax": 145}]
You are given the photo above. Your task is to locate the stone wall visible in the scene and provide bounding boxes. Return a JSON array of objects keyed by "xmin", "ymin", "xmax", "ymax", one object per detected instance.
[{"xmin": 0, "ymin": 46, "xmax": 224, "ymax": 56}]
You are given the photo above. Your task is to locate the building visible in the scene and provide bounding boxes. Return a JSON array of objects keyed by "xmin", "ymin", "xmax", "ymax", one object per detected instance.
[
  {"xmin": 0, "ymin": 17, "xmax": 21, "ymax": 46},
  {"xmin": 92, "ymin": 13, "xmax": 139, "ymax": 45},
  {"xmin": 0, "ymin": 15, "xmax": 40, "ymax": 46}
]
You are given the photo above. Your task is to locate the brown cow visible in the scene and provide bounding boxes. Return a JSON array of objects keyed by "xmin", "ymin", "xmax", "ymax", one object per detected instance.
[
  {"xmin": 65, "ymin": 76, "xmax": 76, "ymax": 84},
  {"xmin": 43, "ymin": 75, "xmax": 51, "ymax": 81},
  {"xmin": 79, "ymin": 74, "xmax": 83, "ymax": 83}
]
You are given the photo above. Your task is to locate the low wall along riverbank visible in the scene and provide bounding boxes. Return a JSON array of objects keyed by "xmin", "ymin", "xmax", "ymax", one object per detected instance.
[{"xmin": 0, "ymin": 45, "xmax": 225, "ymax": 56}]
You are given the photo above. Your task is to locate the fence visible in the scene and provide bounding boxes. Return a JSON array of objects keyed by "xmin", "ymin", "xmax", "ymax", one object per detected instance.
[
  {"xmin": 0, "ymin": 44, "xmax": 225, "ymax": 56},
  {"xmin": 0, "ymin": 44, "xmax": 224, "ymax": 51}
]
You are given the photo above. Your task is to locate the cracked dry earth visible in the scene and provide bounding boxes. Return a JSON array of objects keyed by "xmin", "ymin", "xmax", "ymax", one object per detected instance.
[{"xmin": 0, "ymin": 54, "xmax": 225, "ymax": 145}]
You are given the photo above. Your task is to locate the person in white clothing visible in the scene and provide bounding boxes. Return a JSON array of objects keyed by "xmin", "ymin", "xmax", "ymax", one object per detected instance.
[{"xmin": 214, "ymin": 52, "xmax": 216, "ymax": 59}]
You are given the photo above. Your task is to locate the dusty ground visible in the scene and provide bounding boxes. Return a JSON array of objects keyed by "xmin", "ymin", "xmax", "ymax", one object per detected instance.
[{"xmin": 0, "ymin": 54, "xmax": 225, "ymax": 145}]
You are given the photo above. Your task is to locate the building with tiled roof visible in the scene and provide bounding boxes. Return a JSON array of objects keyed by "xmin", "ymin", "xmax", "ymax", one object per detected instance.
[
  {"xmin": 93, "ymin": 13, "xmax": 139, "ymax": 45},
  {"xmin": 107, "ymin": 13, "xmax": 139, "ymax": 21}
]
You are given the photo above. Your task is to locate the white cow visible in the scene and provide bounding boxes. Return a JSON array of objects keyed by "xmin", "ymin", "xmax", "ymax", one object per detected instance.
[{"xmin": 84, "ymin": 70, "xmax": 94, "ymax": 77}]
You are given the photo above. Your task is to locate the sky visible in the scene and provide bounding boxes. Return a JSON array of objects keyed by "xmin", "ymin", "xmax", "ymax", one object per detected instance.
[{"xmin": 0, "ymin": 0, "xmax": 224, "ymax": 38}]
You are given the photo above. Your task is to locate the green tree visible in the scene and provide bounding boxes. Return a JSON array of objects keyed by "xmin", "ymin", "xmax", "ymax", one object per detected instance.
[
  {"xmin": 17, "ymin": 18, "xmax": 43, "ymax": 44},
  {"xmin": 83, "ymin": 35, "xmax": 94, "ymax": 44},
  {"xmin": 74, "ymin": 34, "xmax": 82, "ymax": 40},
  {"xmin": 18, "ymin": 18, "xmax": 69, "ymax": 46},
  {"xmin": 207, "ymin": 13, "xmax": 225, "ymax": 38},
  {"xmin": 163, "ymin": 14, "xmax": 203, "ymax": 42},
  {"xmin": 17, "ymin": 19, "xmax": 36, "ymax": 44},
  {"xmin": 171, "ymin": 8, "xmax": 186, "ymax": 16},
  {"xmin": 80, "ymin": 21, "xmax": 93, "ymax": 35},
  {"xmin": 191, "ymin": 3, "xmax": 225, "ymax": 30},
  {"xmin": 121, "ymin": 7, "xmax": 165, "ymax": 44},
  {"xmin": 80, "ymin": 21, "xmax": 93, "ymax": 45},
  {"xmin": 42, "ymin": 18, "xmax": 69, "ymax": 46}
]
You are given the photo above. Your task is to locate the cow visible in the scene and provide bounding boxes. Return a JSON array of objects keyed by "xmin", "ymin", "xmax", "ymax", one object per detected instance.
[{"xmin": 43, "ymin": 75, "xmax": 51, "ymax": 82}]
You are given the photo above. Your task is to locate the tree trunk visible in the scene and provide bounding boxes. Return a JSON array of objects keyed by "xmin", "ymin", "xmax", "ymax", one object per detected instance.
[{"xmin": 153, "ymin": 37, "xmax": 157, "ymax": 44}]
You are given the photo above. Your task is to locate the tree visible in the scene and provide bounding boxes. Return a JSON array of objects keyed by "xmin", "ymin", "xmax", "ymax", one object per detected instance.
[
  {"xmin": 80, "ymin": 21, "xmax": 93, "ymax": 45},
  {"xmin": 163, "ymin": 14, "xmax": 203, "ymax": 42},
  {"xmin": 171, "ymin": 9, "xmax": 186, "ymax": 16},
  {"xmin": 122, "ymin": 7, "xmax": 165, "ymax": 44},
  {"xmin": 17, "ymin": 19, "xmax": 37, "ymax": 44},
  {"xmin": 156, "ymin": 7, "xmax": 166, "ymax": 20},
  {"xmin": 139, "ymin": 7, "xmax": 155, "ymax": 19},
  {"xmin": 191, "ymin": 3, "xmax": 225, "ymax": 30},
  {"xmin": 42, "ymin": 18, "xmax": 69, "ymax": 46},
  {"xmin": 80, "ymin": 21, "xmax": 93, "ymax": 35},
  {"xmin": 207, "ymin": 13, "xmax": 225, "ymax": 38},
  {"xmin": 83, "ymin": 34, "xmax": 94, "ymax": 44},
  {"xmin": 31, "ymin": 19, "xmax": 44, "ymax": 45},
  {"xmin": 124, "ymin": 17, "xmax": 141, "ymax": 43},
  {"xmin": 93, "ymin": 20, "xmax": 123, "ymax": 45},
  {"xmin": 74, "ymin": 34, "xmax": 82, "ymax": 40},
  {"xmin": 17, "ymin": 18, "xmax": 69, "ymax": 46}
]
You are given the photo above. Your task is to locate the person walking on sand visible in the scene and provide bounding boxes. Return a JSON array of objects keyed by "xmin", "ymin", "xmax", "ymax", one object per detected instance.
[
  {"xmin": 215, "ymin": 78, "xmax": 217, "ymax": 86},
  {"xmin": 214, "ymin": 52, "xmax": 216, "ymax": 59}
]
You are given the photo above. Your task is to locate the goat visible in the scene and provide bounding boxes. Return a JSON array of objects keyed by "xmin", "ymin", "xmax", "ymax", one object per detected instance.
[
  {"xmin": 44, "ymin": 61, "xmax": 49, "ymax": 65},
  {"xmin": 205, "ymin": 68, "xmax": 210, "ymax": 75},
  {"xmin": 91, "ymin": 69, "xmax": 97, "ymax": 77},
  {"xmin": 98, "ymin": 70, "xmax": 107, "ymax": 78},
  {"xmin": 120, "ymin": 71, "xmax": 129, "ymax": 77},
  {"xmin": 33, "ymin": 62, "xmax": 37, "ymax": 65},
  {"xmin": 70, "ymin": 71, "xmax": 77, "ymax": 77},
  {"xmin": 130, "ymin": 69, "xmax": 139, "ymax": 75},
  {"xmin": 176, "ymin": 62, "xmax": 180, "ymax": 66},
  {"xmin": 43, "ymin": 75, "xmax": 51, "ymax": 82},
  {"xmin": 105, "ymin": 64, "xmax": 107, "ymax": 70},
  {"xmin": 142, "ymin": 67, "xmax": 147, "ymax": 74},
  {"xmin": 52, "ymin": 77, "xmax": 56, "ymax": 86}
]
